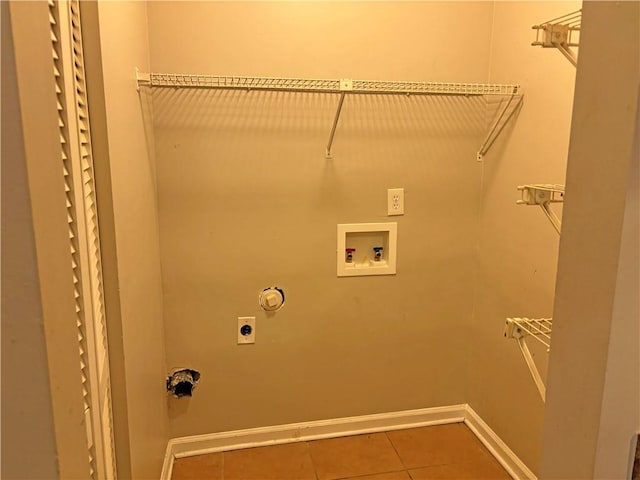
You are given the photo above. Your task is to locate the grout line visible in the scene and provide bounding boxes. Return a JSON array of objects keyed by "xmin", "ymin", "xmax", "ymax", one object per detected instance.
[
  {"xmin": 332, "ymin": 469, "xmax": 409, "ymax": 480},
  {"xmin": 385, "ymin": 430, "xmax": 408, "ymax": 470},
  {"xmin": 306, "ymin": 439, "xmax": 320, "ymax": 480},
  {"xmin": 305, "ymin": 440, "xmax": 320, "ymax": 480}
]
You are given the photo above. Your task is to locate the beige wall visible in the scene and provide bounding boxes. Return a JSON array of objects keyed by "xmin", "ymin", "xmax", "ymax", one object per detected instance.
[
  {"xmin": 469, "ymin": 1, "xmax": 579, "ymax": 472},
  {"xmin": 147, "ymin": 2, "xmax": 493, "ymax": 82},
  {"xmin": 147, "ymin": 1, "xmax": 493, "ymax": 438},
  {"xmin": 1, "ymin": 3, "xmax": 59, "ymax": 477},
  {"xmin": 83, "ymin": 2, "xmax": 169, "ymax": 478},
  {"xmin": 540, "ymin": 2, "xmax": 640, "ymax": 478}
]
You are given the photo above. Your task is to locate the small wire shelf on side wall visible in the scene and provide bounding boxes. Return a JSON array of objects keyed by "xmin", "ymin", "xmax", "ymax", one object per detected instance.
[
  {"xmin": 517, "ymin": 184, "xmax": 565, "ymax": 235},
  {"xmin": 504, "ymin": 317, "xmax": 553, "ymax": 402},
  {"xmin": 532, "ymin": 9, "xmax": 581, "ymax": 67}
]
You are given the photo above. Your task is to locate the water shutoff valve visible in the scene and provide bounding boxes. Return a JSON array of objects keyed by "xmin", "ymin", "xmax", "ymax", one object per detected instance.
[
  {"xmin": 373, "ymin": 246, "xmax": 384, "ymax": 261},
  {"xmin": 345, "ymin": 248, "xmax": 356, "ymax": 263}
]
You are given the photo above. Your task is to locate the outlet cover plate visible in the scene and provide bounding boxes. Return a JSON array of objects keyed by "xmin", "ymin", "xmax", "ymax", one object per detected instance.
[
  {"xmin": 237, "ymin": 317, "xmax": 256, "ymax": 344},
  {"xmin": 387, "ymin": 188, "xmax": 404, "ymax": 216}
]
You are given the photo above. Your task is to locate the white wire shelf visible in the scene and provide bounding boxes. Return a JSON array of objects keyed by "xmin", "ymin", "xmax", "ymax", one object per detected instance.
[
  {"xmin": 504, "ymin": 317, "xmax": 552, "ymax": 350},
  {"xmin": 504, "ymin": 317, "xmax": 553, "ymax": 402},
  {"xmin": 137, "ymin": 72, "xmax": 520, "ymax": 97},
  {"xmin": 136, "ymin": 70, "xmax": 521, "ymax": 159},
  {"xmin": 517, "ymin": 184, "xmax": 565, "ymax": 234},
  {"xmin": 532, "ymin": 9, "xmax": 581, "ymax": 67}
]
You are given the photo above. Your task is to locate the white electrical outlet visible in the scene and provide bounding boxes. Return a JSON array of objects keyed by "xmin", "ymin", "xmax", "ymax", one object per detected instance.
[
  {"xmin": 237, "ymin": 317, "xmax": 255, "ymax": 344},
  {"xmin": 387, "ymin": 188, "xmax": 404, "ymax": 216}
]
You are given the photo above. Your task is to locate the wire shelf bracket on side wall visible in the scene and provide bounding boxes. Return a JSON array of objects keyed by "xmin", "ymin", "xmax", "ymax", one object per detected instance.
[
  {"xmin": 532, "ymin": 10, "xmax": 581, "ymax": 67},
  {"xmin": 135, "ymin": 70, "xmax": 522, "ymax": 160},
  {"xmin": 517, "ymin": 184, "xmax": 564, "ymax": 234},
  {"xmin": 504, "ymin": 317, "xmax": 553, "ymax": 402},
  {"xmin": 476, "ymin": 93, "xmax": 524, "ymax": 162}
]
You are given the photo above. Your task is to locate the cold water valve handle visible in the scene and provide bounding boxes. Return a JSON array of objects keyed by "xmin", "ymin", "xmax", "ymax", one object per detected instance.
[{"xmin": 373, "ymin": 247, "xmax": 384, "ymax": 262}]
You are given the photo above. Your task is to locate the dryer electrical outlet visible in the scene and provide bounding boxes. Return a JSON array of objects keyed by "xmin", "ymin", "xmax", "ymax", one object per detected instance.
[
  {"xmin": 387, "ymin": 188, "xmax": 404, "ymax": 215},
  {"xmin": 237, "ymin": 317, "xmax": 256, "ymax": 344}
]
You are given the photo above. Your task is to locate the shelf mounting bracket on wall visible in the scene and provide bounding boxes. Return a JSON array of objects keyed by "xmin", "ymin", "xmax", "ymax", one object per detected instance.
[
  {"xmin": 136, "ymin": 71, "xmax": 521, "ymax": 160},
  {"xmin": 136, "ymin": 68, "xmax": 150, "ymax": 92},
  {"xmin": 532, "ymin": 10, "xmax": 581, "ymax": 67},
  {"xmin": 325, "ymin": 79, "xmax": 353, "ymax": 159},
  {"xmin": 504, "ymin": 317, "xmax": 552, "ymax": 402},
  {"xmin": 517, "ymin": 184, "xmax": 564, "ymax": 234}
]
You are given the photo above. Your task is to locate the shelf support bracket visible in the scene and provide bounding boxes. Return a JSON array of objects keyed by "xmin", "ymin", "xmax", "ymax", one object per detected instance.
[
  {"xmin": 325, "ymin": 93, "xmax": 346, "ymax": 159},
  {"xmin": 136, "ymin": 67, "xmax": 150, "ymax": 92},
  {"xmin": 556, "ymin": 44, "xmax": 578, "ymax": 67},
  {"xmin": 325, "ymin": 79, "xmax": 353, "ymax": 159},
  {"xmin": 516, "ymin": 337, "xmax": 546, "ymax": 401},
  {"xmin": 476, "ymin": 93, "xmax": 523, "ymax": 161},
  {"xmin": 540, "ymin": 203, "xmax": 562, "ymax": 234}
]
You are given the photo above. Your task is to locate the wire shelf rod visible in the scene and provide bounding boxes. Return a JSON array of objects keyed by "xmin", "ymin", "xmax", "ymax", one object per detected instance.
[{"xmin": 532, "ymin": 10, "xmax": 581, "ymax": 29}]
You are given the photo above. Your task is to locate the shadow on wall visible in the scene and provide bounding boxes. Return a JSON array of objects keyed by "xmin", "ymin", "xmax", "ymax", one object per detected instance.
[{"xmin": 147, "ymin": 87, "xmax": 488, "ymax": 157}]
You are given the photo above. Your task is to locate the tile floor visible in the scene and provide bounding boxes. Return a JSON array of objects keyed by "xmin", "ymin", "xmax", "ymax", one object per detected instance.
[{"xmin": 171, "ymin": 423, "xmax": 512, "ymax": 480}]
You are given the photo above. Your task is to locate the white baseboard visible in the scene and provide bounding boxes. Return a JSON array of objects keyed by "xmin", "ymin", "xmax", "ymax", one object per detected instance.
[
  {"xmin": 160, "ymin": 404, "xmax": 535, "ymax": 480},
  {"xmin": 464, "ymin": 405, "xmax": 536, "ymax": 480}
]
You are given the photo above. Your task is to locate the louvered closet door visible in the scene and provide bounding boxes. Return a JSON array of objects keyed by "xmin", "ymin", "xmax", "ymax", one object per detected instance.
[{"xmin": 49, "ymin": 1, "xmax": 116, "ymax": 478}]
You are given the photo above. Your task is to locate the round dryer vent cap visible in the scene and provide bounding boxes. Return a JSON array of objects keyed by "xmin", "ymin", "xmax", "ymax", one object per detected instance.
[{"xmin": 259, "ymin": 287, "xmax": 285, "ymax": 312}]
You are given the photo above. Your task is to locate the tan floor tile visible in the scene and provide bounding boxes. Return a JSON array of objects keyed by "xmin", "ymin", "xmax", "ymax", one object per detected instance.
[
  {"xmin": 347, "ymin": 471, "xmax": 411, "ymax": 480},
  {"xmin": 409, "ymin": 460, "xmax": 511, "ymax": 480},
  {"xmin": 223, "ymin": 442, "xmax": 316, "ymax": 480},
  {"xmin": 171, "ymin": 452, "xmax": 223, "ymax": 480},
  {"xmin": 387, "ymin": 423, "xmax": 490, "ymax": 469},
  {"xmin": 409, "ymin": 464, "xmax": 476, "ymax": 480},
  {"xmin": 309, "ymin": 433, "xmax": 405, "ymax": 480},
  {"xmin": 463, "ymin": 452, "xmax": 512, "ymax": 479}
]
